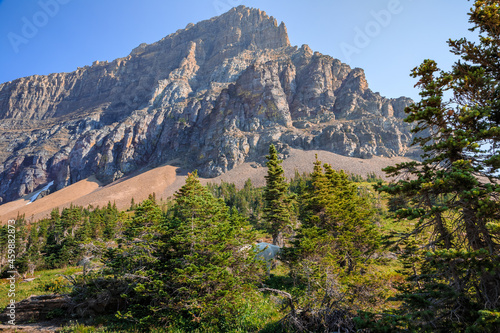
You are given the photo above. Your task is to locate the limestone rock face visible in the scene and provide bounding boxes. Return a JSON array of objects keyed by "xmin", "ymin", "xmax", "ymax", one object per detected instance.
[{"xmin": 0, "ymin": 6, "xmax": 414, "ymax": 204}]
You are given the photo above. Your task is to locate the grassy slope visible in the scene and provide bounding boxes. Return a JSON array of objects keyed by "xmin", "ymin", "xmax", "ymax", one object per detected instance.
[{"xmin": 0, "ymin": 267, "xmax": 76, "ymax": 310}]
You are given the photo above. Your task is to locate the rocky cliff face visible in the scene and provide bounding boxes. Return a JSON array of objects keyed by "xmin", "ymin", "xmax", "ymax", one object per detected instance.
[{"xmin": 0, "ymin": 6, "xmax": 414, "ymax": 204}]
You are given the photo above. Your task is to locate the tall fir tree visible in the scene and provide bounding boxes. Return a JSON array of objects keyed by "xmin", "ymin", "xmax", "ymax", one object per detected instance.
[
  {"xmin": 370, "ymin": 1, "xmax": 500, "ymax": 331},
  {"xmin": 102, "ymin": 171, "xmax": 264, "ymax": 330},
  {"xmin": 263, "ymin": 144, "xmax": 292, "ymax": 247},
  {"xmin": 292, "ymin": 157, "xmax": 379, "ymax": 294},
  {"xmin": 283, "ymin": 158, "xmax": 382, "ymax": 332}
]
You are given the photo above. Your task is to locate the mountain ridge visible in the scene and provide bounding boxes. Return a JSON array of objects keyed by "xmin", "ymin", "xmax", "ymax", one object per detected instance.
[{"xmin": 0, "ymin": 5, "xmax": 414, "ymax": 205}]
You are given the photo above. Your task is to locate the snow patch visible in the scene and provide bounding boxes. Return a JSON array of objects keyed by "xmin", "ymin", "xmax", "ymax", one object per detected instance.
[{"xmin": 26, "ymin": 181, "xmax": 54, "ymax": 205}]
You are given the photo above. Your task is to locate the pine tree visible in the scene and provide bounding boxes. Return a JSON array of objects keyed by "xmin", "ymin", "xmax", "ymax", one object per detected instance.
[
  {"xmin": 292, "ymin": 157, "xmax": 379, "ymax": 290},
  {"xmin": 283, "ymin": 158, "xmax": 382, "ymax": 331},
  {"xmin": 263, "ymin": 144, "xmax": 292, "ymax": 247},
  {"xmin": 102, "ymin": 171, "xmax": 263, "ymax": 329},
  {"xmin": 371, "ymin": 1, "xmax": 500, "ymax": 330}
]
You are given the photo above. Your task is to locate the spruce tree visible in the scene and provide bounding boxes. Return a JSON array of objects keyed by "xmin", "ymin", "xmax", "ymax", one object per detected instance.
[
  {"xmin": 371, "ymin": 1, "xmax": 500, "ymax": 330},
  {"xmin": 125, "ymin": 196, "xmax": 163, "ymax": 239},
  {"xmin": 101, "ymin": 171, "xmax": 263, "ymax": 330},
  {"xmin": 292, "ymin": 157, "xmax": 379, "ymax": 292},
  {"xmin": 263, "ymin": 144, "xmax": 292, "ymax": 247},
  {"xmin": 157, "ymin": 171, "xmax": 262, "ymax": 327},
  {"xmin": 284, "ymin": 158, "xmax": 381, "ymax": 331}
]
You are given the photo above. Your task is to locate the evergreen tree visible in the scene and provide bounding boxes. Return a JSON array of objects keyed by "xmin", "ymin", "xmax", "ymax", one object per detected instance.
[
  {"xmin": 291, "ymin": 158, "xmax": 379, "ymax": 295},
  {"xmin": 125, "ymin": 195, "xmax": 163, "ymax": 240},
  {"xmin": 371, "ymin": 1, "xmax": 500, "ymax": 330},
  {"xmin": 283, "ymin": 159, "xmax": 382, "ymax": 331},
  {"xmin": 102, "ymin": 202, "xmax": 119, "ymax": 240},
  {"xmin": 156, "ymin": 171, "xmax": 262, "ymax": 327},
  {"xmin": 98, "ymin": 172, "xmax": 264, "ymax": 330},
  {"xmin": 263, "ymin": 144, "xmax": 292, "ymax": 247}
]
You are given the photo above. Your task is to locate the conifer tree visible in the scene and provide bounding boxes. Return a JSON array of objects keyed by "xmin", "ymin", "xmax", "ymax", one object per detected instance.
[
  {"xmin": 102, "ymin": 202, "xmax": 119, "ymax": 240},
  {"xmin": 125, "ymin": 196, "xmax": 163, "ymax": 239},
  {"xmin": 102, "ymin": 171, "xmax": 263, "ymax": 329},
  {"xmin": 156, "ymin": 171, "xmax": 261, "ymax": 326},
  {"xmin": 284, "ymin": 158, "xmax": 381, "ymax": 331},
  {"xmin": 263, "ymin": 144, "xmax": 292, "ymax": 247},
  {"xmin": 292, "ymin": 157, "xmax": 379, "ymax": 287},
  {"xmin": 371, "ymin": 1, "xmax": 500, "ymax": 330}
]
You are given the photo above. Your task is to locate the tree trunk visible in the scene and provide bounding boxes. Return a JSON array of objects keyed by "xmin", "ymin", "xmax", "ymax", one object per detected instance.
[{"xmin": 273, "ymin": 231, "xmax": 284, "ymax": 248}]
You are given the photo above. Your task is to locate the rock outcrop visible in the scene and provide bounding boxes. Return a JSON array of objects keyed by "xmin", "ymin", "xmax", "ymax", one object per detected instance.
[{"xmin": 0, "ymin": 6, "xmax": 414, "ymax": 204}]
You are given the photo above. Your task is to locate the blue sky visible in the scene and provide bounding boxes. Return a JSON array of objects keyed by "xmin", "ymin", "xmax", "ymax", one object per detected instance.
[{"xmin": 0, "ymin": 0, "xmax": 475, "ymax": 100}]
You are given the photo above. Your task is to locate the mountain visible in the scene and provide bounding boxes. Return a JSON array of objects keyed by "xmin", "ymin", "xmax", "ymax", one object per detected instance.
[{"xmin": 0, "ymin": 6, "xmax": 414, "ymax": 206}]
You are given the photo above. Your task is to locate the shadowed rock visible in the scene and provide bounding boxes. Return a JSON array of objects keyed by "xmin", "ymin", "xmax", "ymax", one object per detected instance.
[{"xmin": 0, "ymin": 6, "xmax": 414, "ymax": 205}]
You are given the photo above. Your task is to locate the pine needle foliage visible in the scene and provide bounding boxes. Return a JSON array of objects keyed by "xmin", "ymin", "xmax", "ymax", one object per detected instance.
[
  {"xmin": 263, "ymin": 144, "xmax": 293, "ymax": 247},
  {"xmin": 366, "ymin": 2, "xmax": 500, "ymax": 331},
  {"xmin": 102, "ymin": 171, "xmax": 265, "ymax": 331}
]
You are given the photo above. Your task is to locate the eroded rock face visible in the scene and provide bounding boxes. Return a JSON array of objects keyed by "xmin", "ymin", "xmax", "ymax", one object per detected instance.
[{"xmin": 0, "ymin": 5, "xmax": 414, "ymax": 204}]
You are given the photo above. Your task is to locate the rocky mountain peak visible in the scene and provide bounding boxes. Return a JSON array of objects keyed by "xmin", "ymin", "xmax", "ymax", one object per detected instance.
[
  {"xmin": 0, "ymin": 7, "xmax": 415, "ymax": 206},
  {"xmin": 220, "ymin": 5, "xmax": 290, "ymax": 48},
  {"xmin": 137, "ymin": 5, "xmax": 290, "ymax": 61}
]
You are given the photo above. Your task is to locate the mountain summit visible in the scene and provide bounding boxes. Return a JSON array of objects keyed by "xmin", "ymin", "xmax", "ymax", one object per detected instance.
[{"xmin": 0, "ymin": 6, "xmax": 413, "ymax": 205}]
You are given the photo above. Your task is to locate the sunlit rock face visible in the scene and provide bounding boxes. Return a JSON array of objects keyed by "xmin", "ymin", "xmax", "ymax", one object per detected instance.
[{"xmin": 0, "ymin": 6, "xmax": 414, "ymax": 204}]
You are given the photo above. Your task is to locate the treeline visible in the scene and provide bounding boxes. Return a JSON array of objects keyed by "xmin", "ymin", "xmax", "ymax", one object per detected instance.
[
  {"xmin": 206, "ymin": 179, "xmax": 265, "ymax": 227},
  {"xmin": 205, "ymin": 170, "xmax": 383, "ymax": 231},
  {"xmin": 0, "ymin": 149, "xmax": 396, "ymax": 332},
  {"xmin": 0, "ymin": 167, "xmax": 384, "ymax": 279},
  {"xmin": 0, "ymin": 203, "xmax": 121, "ymax": 275}
]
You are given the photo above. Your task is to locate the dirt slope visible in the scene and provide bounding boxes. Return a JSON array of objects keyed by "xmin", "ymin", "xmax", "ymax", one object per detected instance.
[
  {"xmin": 0, "ymin": 165, "xmax": 177, "ymax": 223},
  {"xmin": 0, "ymin": 149, "xmax": 410, "ymax": 224}
]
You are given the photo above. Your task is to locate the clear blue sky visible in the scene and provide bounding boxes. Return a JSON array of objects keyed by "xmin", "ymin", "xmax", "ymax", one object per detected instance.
[{"xmin": 0, "ymin": 0, "xmax": 475, "ymax": 101}]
